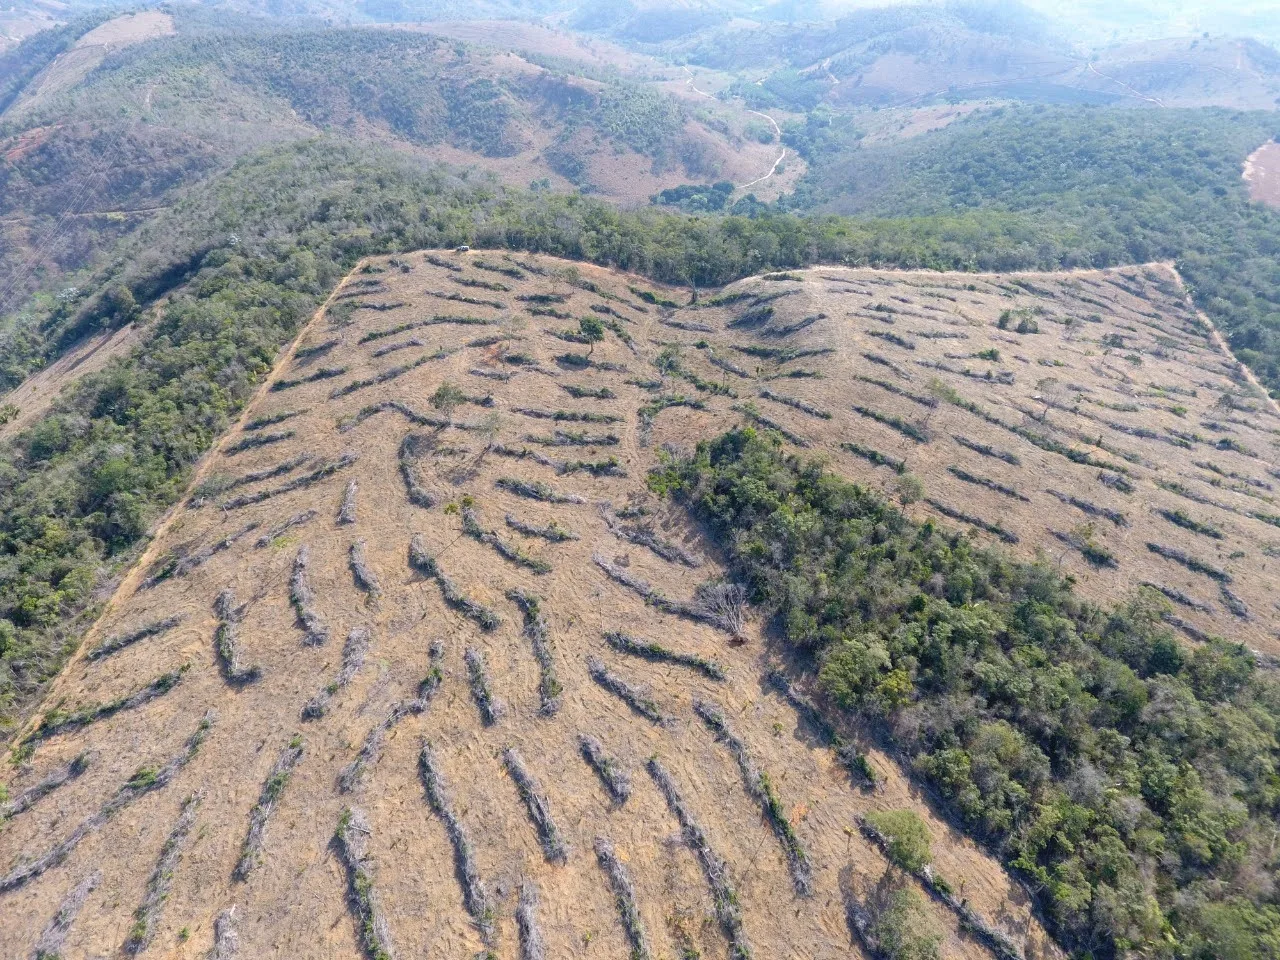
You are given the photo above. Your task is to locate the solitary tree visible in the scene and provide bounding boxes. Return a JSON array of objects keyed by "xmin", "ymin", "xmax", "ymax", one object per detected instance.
[
  {"xmin": 891, "ymin": 473, "xmax": 923, "ymax": 509},
  {"xmin": 578, "ymin": 315, "xmax": 606, "ymax": 357},
  {"xmin": 1034, "ymin": 376, "xmax": 1062, "ymax": 422},
  {"xmin": 430, "ymin": 382, "xmax": 467, "ymax": 422}
]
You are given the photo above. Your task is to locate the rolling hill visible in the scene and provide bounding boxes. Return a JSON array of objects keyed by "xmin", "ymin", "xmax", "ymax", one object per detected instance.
[
  {"xmin": 2, "ymin": 248, "xmax": 1278, "ymax": 959},
  {"xmin": 0, "ymin": 11, "xmax": 786, "ymax": 309}
]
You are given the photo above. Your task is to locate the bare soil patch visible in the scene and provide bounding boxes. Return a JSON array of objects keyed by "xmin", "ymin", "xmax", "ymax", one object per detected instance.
[{"xmin": 1245, "ymin": 141, "xmax": 1280, "ymax": 209}]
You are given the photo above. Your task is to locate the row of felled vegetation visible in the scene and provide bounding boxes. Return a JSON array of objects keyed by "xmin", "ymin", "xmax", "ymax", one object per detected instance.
[{"xmin": 652, "ymin": 428, "xmax": 1280, "ymax": 960}]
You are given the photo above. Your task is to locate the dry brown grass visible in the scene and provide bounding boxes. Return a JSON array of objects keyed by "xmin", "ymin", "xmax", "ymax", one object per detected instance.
[{"xmin": 11, "ymin": 249, "xmax": 1270, "ymax": 959}]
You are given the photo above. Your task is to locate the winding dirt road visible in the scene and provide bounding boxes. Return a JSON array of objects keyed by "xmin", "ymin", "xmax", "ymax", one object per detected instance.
[{"xmin": 683, "ymin": 67, "xmax": 787, "ymax": 191}]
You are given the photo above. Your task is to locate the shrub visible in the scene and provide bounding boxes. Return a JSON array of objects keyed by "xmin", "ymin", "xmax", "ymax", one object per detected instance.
[
  {"xmin": 864, "ymin": 810, "xmax": 932, "ymax": 873},
  {"xmin": 867, "ymin": 877, "xmax": 942, "ymax": 960}
]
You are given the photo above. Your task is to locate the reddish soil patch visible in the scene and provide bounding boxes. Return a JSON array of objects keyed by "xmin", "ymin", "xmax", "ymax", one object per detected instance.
[{"xmin": 1244, "ymin": 141, "xmax": 1280, "ymax": 209}]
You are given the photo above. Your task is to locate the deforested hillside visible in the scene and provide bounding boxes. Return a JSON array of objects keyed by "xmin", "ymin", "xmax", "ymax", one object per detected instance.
[
  {"xmin": 3, "ymin": 250, "xmax": 1278, "ymax": 959},
  {"xmin": 0, "ymin": 251, "xmax": 1060, "ymax": 960},
  {"xmin": 656, "ymin": 263, "xmax": 1280, "ymax": 658}
]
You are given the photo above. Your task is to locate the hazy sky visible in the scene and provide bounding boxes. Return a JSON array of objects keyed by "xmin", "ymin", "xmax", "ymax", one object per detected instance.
[{"xmin": 816, "ymin": 0, "xmax": 1280, "ymax": 44}]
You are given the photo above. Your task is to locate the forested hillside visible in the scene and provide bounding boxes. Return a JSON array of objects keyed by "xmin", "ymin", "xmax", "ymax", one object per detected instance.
[
  {"xmin": 0, "ymin": 16, "xmax": 773, "ymax": 310},
  {"xmin": 0, "ymin": 135, "xmax": 944, "ymax": 736},
  {"xmin": 660, "ymin": 429, "xmax": 1280, "ymax": 960}
]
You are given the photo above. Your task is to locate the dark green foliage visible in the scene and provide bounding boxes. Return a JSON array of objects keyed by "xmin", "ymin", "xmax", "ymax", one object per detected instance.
[
  {"xmin": 840, "ymin": 441, "xmax": 905, "ymax": 474},
  {"xmin": 1146, "ymin": 542, "xmax": 1232, "ymax": 582},
  {"xmin": 759, "ymin": 390, "xmax": 831, "ymax": 420},
  {"xmin": 561, "ymin": 456, "xmax": 625, "ymax": 477},
  {"xmin": 867, "ymin": 330, "xmax": 916, "ymax": 351},
  {"xmin": 604, "ymin": 631, "xmax": 724, "ymax": 680},
  {"xmin": 244, "ymin": 409, "xmax": 304, "ymax": 431},
  {"xmin": 1008, "ymin": 424, "xmax": 1125, "ymax": 473},
  {"xmin": 451, "ymin": 275, "xmax": 509, "ymax": 292},
  {"xmin": 732, "ymin": 344, "xmax": 833, "ymax": 363},
  {"xmin": 495, "ymin": 477, "xmax": 583, "ymax": 505},
  {"xmin": 946, "ymin": 466, "xmax": 1028, "ymax": 503},
  {"xmin": 508, "ymin": 589, "xmax": 562, "ymax": 715},
  {"xmin": 855, "ymin": 375, "xmax": 936, "ymax": 409},
  {"xmin": 25, "ymin": 668, "xmax": 186, "ymax": 748},
  {"xmin": 561, "ymin": 384, "xmax": 616, "ymax": 400},
  {"xmin": 656, "ymin": 428, "xmax": 1280, "ymax": 959},
  {"xmin": 694, "ymin": 698, "xmax": 811, "ymax": 896},
  {"xmin": 465, "ymin": 646, "xmax": 505, "ymax": 726},
  {"xmin": 224, "ymin": 429, "xmax": 294, "ymax": 455},
  {"xmin": 629, "ymin": 285, "xmax": 680, "ymax": 308},
  {"xmin": 294, "ymin": 338, "xmax": 339, "ymax": 361},
  {"xmin": 733, "ymin": 402, "xmax": 808, "ymax": 447},
  {"xmin": 1158, "ymin": 509, "xmax": 1225, "ymax": 540},
  {"xmin": 213, "ymin": 589, "xmax": 261, "ymax": 687},
  {"xmin": 858, "ymin": 877, "xmax": 942, "ymax": 960},
  {"xmin": 1047, "ymin": 489, "xmax": 1128, "ymax": 527},
  {"xmin": 925, "ymin": 499, "xmax": 1019, "ymax": 544},
  {"xmin": 270, "ymin": 366, "xmax": 346, "ymax": 392},
  {"xmin": 654, "ymin": 181, "xmax": 735, "ymax": 212},
  {"xmin": 461, "ymin": 507, "xmax": 552, "ymax": 574},
  {"xmin": 514, "ymin": 407, "xmax": 621, "ymax": 424},
  {"xmin": 235, "ymin": 739, "xmax": 303, "ymax": 880}
]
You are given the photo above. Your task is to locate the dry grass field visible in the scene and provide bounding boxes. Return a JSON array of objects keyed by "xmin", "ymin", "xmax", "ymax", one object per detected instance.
[{"xmin": 3, "ymin": 249, "xmax": 1277, "ymax": 959}]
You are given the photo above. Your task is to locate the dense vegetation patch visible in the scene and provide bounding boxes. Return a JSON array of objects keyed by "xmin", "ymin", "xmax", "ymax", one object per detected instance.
[{"xmin": 654, "ymin": 428, "xmax": 1280, "ymax": 960}]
